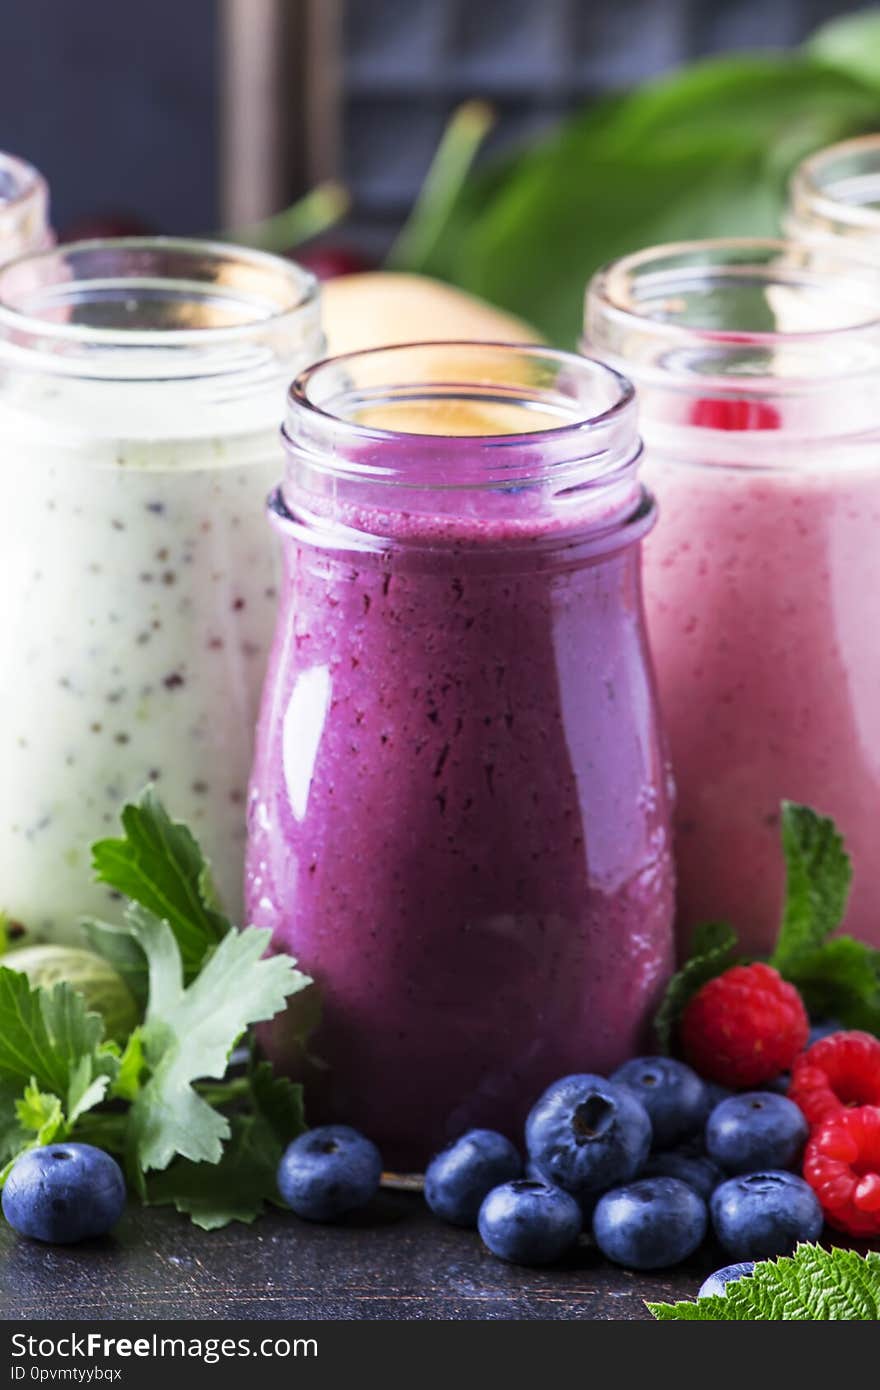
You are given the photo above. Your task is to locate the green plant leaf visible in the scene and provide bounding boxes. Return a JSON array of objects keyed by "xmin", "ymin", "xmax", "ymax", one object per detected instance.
[
  {"xmin": 0, "ymin": 966, "xmax": 118, "ymax": 1118},
  {"xmin": 649, "ymin": 1244, "xmax": 880, "ymax": 1319},
  {"xmin": 654, "ymin": 921, "xmax": 738, "ymax": 1052},
  {"xmin": 407, "ymin": 55, "xmax": 880, "ymax": 345},
  {"xmin": 146, "ymin": 1065, "xmax": 306, "ymax": 1230},
  {"xmin": 807, "ymin": 11, "xmax": 880, "ymax": 87},
  {"xmin": 90, "ymin": 787, "xmax": 229, "ymax": 983},
  {"xmin": 124, "ymin": 907, "xmax": 310, "ymax": 1173},
  {"xmin": 15, "ymin": 1080, "xmax": 64, "ymax": 1148},
  {"xmin": 772, "ymin": 802, "xmax": 852, "ymax": 970}
]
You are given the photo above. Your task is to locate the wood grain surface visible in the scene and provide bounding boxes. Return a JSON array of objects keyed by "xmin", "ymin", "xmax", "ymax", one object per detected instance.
[{"xmin": 0, "ymin": 1189, "xmax": 713, "ymax": 1322}]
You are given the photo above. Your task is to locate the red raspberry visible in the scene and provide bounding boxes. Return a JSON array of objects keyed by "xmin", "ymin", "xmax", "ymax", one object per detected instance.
[
  {"xmin": 789, "ymin": 1031, "xmax": 880, "ymax": 1126},
  {"xmin": 679, "ymin": 962, "xmax": 808, "ymax": 1088},
  {"xmin": 803, "ymin": 1105, "xmax": 880, "ymax": 1236},
  {"xmin": 690, "ymin": 398, "xmax": 781, "ymax": 430}
]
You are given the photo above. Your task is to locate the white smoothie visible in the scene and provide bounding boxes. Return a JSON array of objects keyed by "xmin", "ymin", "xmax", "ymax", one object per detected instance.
[{"xmin": 0, "ymin": 243, "xmax": 321, "ymax": 941}]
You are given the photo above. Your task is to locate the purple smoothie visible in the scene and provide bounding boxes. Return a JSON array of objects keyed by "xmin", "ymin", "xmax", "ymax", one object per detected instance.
[{"xmin": 246, "ymin": 346, "xmax": 675, "ymax": 1168}]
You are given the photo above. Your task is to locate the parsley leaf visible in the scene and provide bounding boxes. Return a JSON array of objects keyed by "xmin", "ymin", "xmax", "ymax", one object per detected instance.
[
  {"xmin": 146, "ymin": 1063, "xmax": 306, "ymax": 1230},
  {"xmin": 90, "ymin": 787, "xmax": 228, "ymax": 984},
  {"xmin": 649, "ymin": 1244, "xmax": 880, "ymax": 1319},
  {"xmin": 654, "ymin": 921, "xmax": 738, "ymax": 1051},
  {"xmin": 124, "ymin": 906, "xmax": 310, "ymax": 1173}
]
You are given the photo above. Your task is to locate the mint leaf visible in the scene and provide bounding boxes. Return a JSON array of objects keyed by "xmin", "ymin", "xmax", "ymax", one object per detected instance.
[
  {"xmin": 91, "ymin": 787, "xmax": 229, "ymax": 983},
  {"xmin": 778, "ymin": 937, "xmax": 880, "ymax": 1036},
  {"xmin": 649, "ymin": 1244, "xmax": 880, "ymax": 1320},
  {"xmin": 124, "ymin": 907, "xmax": 310, "ymax": 1173},
  {"xmin": 0, "ymin": 966, "xmax": 118, "ymax": 1116},
  {"xmin": 772, "ymin": 802, "xmax": 852, "ymax": 971},
  {"xmin": 654, "ymin": 921, "xmax": 738, "ymax": 1052},
  {"xmin": 146, "ymin": 1064, "xmax": 305, "ymax": 1230}
]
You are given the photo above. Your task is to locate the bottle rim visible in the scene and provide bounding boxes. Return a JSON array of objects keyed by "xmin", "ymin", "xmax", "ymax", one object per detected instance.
[
  {"xmin": 0, "ymin": 236, "xmax": 321, "ymax": 373},
  {"xmin": 0, "ymin": 152, "xmax": 50, "ymax": 257},
  {"xmin": 788, "ymin": 134, "xmax": 880, "ymax": 236},
  {"xmin": 284, "ymin": 340, "xmax": 640, "ymax": 488}
]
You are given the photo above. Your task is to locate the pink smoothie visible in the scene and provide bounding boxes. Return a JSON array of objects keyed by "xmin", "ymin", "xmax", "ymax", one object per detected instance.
[
  {"xmin": 247, "ymin": 470, "xmax": 675, "ymax": 1167},
  {"xmin": 642, "ymin": 447, "xmax": 880, "ymax": 955}
]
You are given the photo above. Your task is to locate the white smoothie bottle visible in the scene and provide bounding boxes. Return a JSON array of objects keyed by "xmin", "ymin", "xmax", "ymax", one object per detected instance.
[
  {"xmin": 0, "ymin": 239, "xmax": 322, "ymax": 941},
  {"xmin": 585, "ymin": 240, "xmax": 880, "ymax": 957}
]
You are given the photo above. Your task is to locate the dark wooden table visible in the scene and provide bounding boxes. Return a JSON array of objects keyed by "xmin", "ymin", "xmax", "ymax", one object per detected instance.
[{"xmin": 0, "ymin": 1189, "xmax": 713, "ymax": 1321}]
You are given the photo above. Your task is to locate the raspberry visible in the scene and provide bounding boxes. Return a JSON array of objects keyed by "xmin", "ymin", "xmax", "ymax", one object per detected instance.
[
  {"xmin": 679, "ymin": 963, "xmax": 808, "ymax": 1088},
  {"xmin": 689, "ymin": 398, "xmax": 781, "ymax": 430},
  {"xmin": 789, "ymin": 1031, "xmax": 880, "ymax": 1126},
  {"xmin": 803, "ymin": 1105, "xmax": 880, "ymax": 1237}
]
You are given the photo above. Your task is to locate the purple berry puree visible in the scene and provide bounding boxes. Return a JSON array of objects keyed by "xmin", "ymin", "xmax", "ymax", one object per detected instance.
[{"xmin": 246, "ymin": 353, "xmax": 675, "ymax": 1168}]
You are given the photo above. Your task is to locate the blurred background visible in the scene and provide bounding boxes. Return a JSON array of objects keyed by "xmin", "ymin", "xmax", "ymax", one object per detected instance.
[{"xmin": 6, "ymin": 0, "xmax": 880, "ymax": 343}]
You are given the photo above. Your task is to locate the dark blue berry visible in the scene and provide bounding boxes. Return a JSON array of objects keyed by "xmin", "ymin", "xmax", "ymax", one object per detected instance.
[
  {"xmin": 592, "ymin": 1177, "xmax": 707, "ymax": 1270},
  {"xmin": 526, "ymin": 1074, "xmax": 651, "ymax": 1198},
  {"xmin": 706, "ymin": 1092, "xmax": 808, "ymax": 1174},
  {"xmin": 808, "ymin": 1019, "xmax": 841, "ymax": 1047},
  {"xmin": 277, "ymin": 1125, "xmax": 382, "ymax": 1221},
  {"xmin": 2, "ymin": 1144, "xmax": 125, "ymax": 1244},
  {"xmin": 698, "ymin": 1262, "xmax": 756, "ymax": 1299},
  {"xmin": 612, "ymin": 1056, "xmax": 709, "ymax": 1148},
  {"xmin": 425, "ymin": 1129, "xmax": 521, "ymax": 1227},
  {"xmin": 640, "ymin": 1149, "xmax": 722, "ymax": 1202},
  {"xmin": 478, "ymin": 1179, "xmax": 581, "ymax": 1266},
  {"xmin": 760, "ymin": 1072, "xmax": 792, "ymax": 1096},
  {"xmin": 711, "ymin": 1171, "xmax": 823, "ymax": 1261}
]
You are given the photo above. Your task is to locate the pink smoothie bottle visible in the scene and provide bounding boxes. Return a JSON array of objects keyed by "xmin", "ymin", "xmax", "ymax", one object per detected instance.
[
  {"xmin": 0, "ymin": 152, "xmax": 51, "ymax": 262},
  {"xmin": 787, "ymin": 134, "xmax": 880, "ymax": 271},
  {"xmin": 585, "ymin": 240, "xmax": 880, "ymax": 958},
  {"xmin": 246, "ymin": 342, "xmax": 675, "ymax": 1167}
]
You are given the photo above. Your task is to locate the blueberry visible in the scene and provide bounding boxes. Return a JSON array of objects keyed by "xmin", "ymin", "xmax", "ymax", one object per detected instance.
[
  {"xmin": 526, "ymin": 1074, "xmax": 651, "ymax": 1198},
  {"xmin": 698, "ymin": 1262, "xmax": 756, "ymax": 1299},
  {"xmin": 612, "ymin": 1056, "xmax": 709, "ymax": 1148},
  {"xmin": 277, "ymin": 1125, "xmax": 382, "ymax": 1221},
  {"xmin": 711, "ymin": 1171, "xmax": 823, "ymax": 1261},
  {"xmin": 478, "ymin": 1179, "xmax": 581, "ymax": 1266},
  {"xmin": 760, "ymin": 1073, "xmax": 792, "ymax": 1096},
  {"xmin": 592, "ymin": 1177, "xmax": 707, "ymax": 1270},
  {"xmin": 706, "ymin": 1093, "xmax": 808, "ymax": 1174},
  {"xmin": 705, "ymin": 1082, "xmax": 734, "ymax": 1111},
  {"xmin": 808, "ymin": 1019, "xmax": 841, "ymax": 1047},
  {"xmin": 2, "ymin": 1144, "xmax": 125, "ymax": 1244},
  {"xmin": 640, "ymin": 1149, "xmax": 722, "ymax": 1202},
  {"xmin": 425, "ymin": 1129, "xmax": 522, "ymax": 1227}
]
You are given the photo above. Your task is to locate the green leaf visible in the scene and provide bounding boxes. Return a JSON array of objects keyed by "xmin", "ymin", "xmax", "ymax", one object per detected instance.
[
  {"xmin": 778, "ymin": 936, "xmax": 880, "ymax": 1036},
  {"xmin": 807, "ymin": 12, "xmax": 880, "ymax": 87},
  {"xmin": 146, "ymin": 1065, "xmax": 305, "ymax": 1230},
  {"xmin": 81, "ymin": 919, "xmax": 149, "ymax": 1012},
  {"xmin": 91, "ymin": 787, "xmax": 229, "ymax": 983},
  {"xmin": 772, "ymin": 802, "xmax": 852, "ymax": 971},
  {"xmin": 408, "ymin": 55, "xmax": 880, "ymax": 345},
  {"xmin": 15, "ymin": 1080, "xmax": 64, "ymax": 1147},
  {"xmin": 654, "ymin": 921, "xmax": 738, "ymax": 1052},
  {"xmin": 112, "ymin": 1030, "xmax": 146, "ymax": 1103},
  {"xmin": 0, "ymin": 966, "xmax": 118, "ymax": 1120},
  {"xmin": 649, "ymin": 1244, "xmax": 880, "ymax": 1319},
  {"xmin": 124, "ymin": 908, "xmax": 310, "ymax": 1173}
]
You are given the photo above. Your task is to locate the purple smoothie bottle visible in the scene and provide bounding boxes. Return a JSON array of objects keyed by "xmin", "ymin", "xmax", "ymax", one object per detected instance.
[{"xmin": 247, "ymin": 342, "xmax": 675, "ymax": 1167}]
